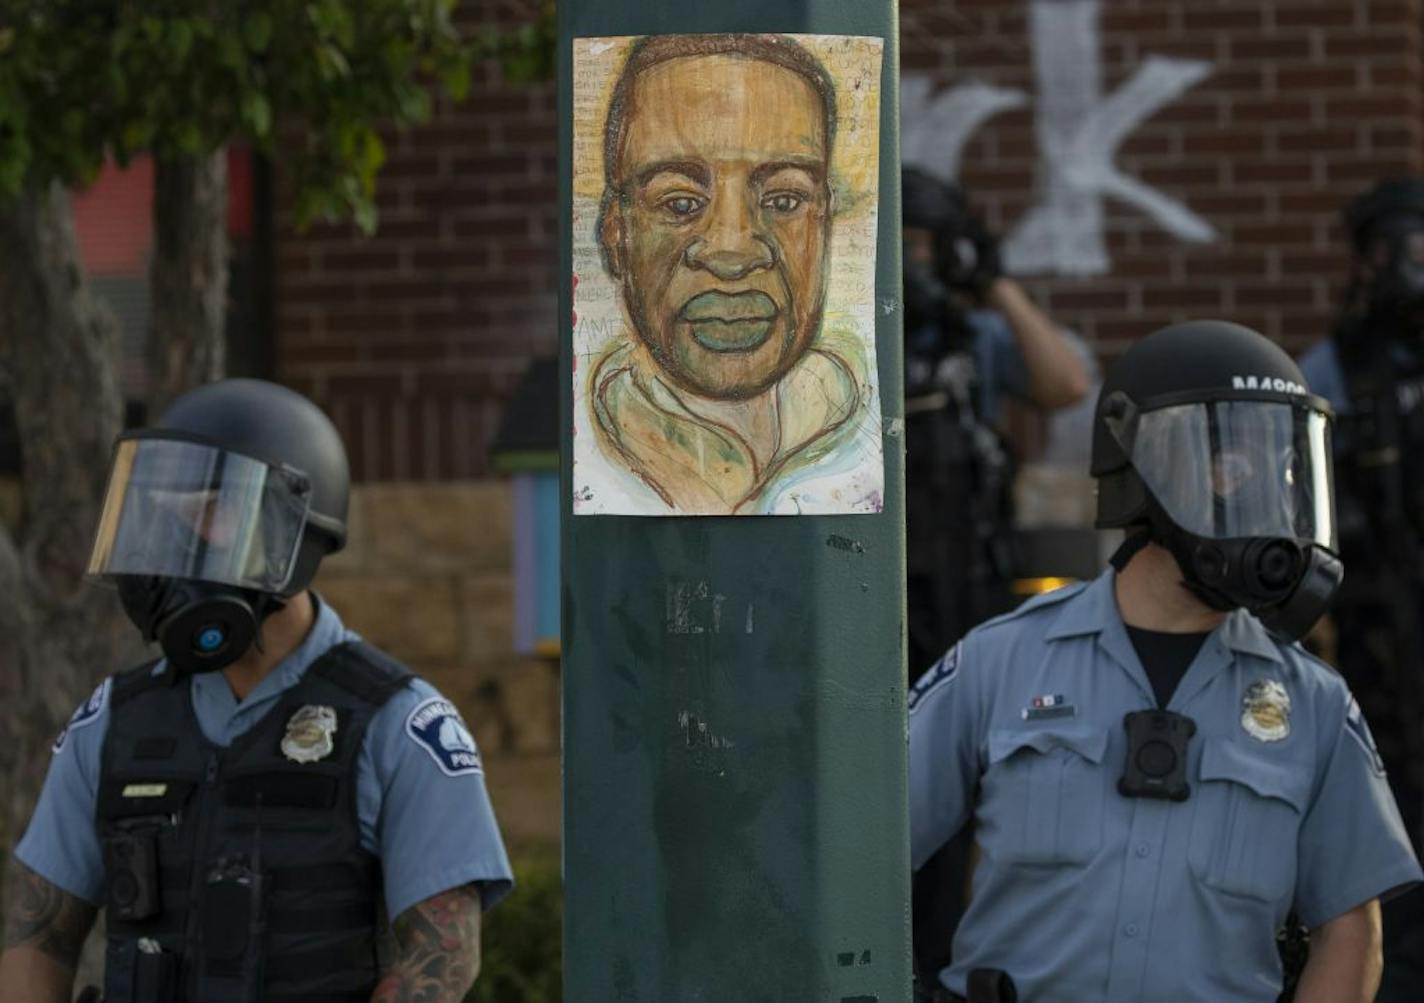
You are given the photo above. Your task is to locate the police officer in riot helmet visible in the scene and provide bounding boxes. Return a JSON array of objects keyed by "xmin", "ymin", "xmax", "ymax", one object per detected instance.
[
  {"xmin": 1299, "ymin": 176, "xmax": 1424, "ymax": 1000},
  {"xmin": 901, "ymin": 167, "xmax": 1090, "ymax": 676},
  {"xmin": 911, "ymin": 320, "xmax": 1420, "ymax": 1003},
  {"xmin": 0, "ymin": 379, "xmax": 513, "ymax": 1002}
]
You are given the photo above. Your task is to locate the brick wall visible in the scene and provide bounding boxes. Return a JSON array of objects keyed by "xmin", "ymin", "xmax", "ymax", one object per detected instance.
[
  {"xmin": 272, "ymin": 0, "xmax": 1424, "ymax": 482},
  {"xmin": 903, "ymin": 0, "xmax": 1423, "ymax": 362},
  {"xmin": 274, "ymin": 3, "xmax": 558, "ymax": 483}
]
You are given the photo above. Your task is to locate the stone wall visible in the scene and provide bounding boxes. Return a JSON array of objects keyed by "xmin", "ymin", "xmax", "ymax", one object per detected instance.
[{"xmin": 315, "ymin": 479, "xmax": 561, "ymax": 848}]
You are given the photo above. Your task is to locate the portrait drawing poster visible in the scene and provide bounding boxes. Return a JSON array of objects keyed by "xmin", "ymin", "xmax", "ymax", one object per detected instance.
[{"xmin": 572, "ymin": 33, "xmax": 885, "ymax": 516}]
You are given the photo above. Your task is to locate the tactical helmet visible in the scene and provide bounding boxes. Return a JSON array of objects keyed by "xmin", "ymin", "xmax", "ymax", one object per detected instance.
[
  {"xmin": 1343, "ymin": 178, "xmax": 1424, "ymax": 325},
  {"xmin": 1092, "ymin": 321, "xmax": 1342, "ymax": 640},
  {"xmin": 88, "ymin": 379, "xmax": 349, "ymax": 672}
]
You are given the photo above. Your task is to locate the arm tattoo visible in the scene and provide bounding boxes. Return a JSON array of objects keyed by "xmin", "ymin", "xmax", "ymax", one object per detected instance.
[
  {"xmin": 371, "ymin": 883, "xmax": 482, "ymax": 1003},
  {"xmin": 2, "ymin": 860, "xmax": 97, "ymax": 971}
]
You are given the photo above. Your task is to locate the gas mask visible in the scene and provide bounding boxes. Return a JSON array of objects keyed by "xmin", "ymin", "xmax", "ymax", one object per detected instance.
[
  {"xmin": 1103, "ymin": 390, "xmax": 1343, "ymax": 641},
  {"xmin": 1363, "ymin": 215, "xmax": 1424, "ymax": 329},
  {"xmin": 88, "ymin": 434, "xmax": 314, "ymax": 673}
]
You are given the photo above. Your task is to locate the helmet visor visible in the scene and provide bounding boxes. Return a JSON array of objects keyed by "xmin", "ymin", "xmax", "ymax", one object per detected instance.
[
  {"xmin": 1109, "ymin": 399, "xmax": 1335, "ymax": 548},
  {"xmin": 87, "ymin": 437, "xmax": 313, "ymax": 592}
]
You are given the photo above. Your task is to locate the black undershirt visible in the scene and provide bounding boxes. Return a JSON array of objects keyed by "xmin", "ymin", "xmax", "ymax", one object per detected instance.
[{"xmin": 1125, "ymin": 625, "xmax": 1211, "ymax": 708}]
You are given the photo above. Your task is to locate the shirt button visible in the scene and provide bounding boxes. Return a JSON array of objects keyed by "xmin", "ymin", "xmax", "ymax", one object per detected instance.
[
  {"xmin": 1124, "ymin": 923, "xmax": 1140, "ymax": 938},
  {"xmin": 1136, "ymin": 843, "xmax": 1151, "ymax": 858}
]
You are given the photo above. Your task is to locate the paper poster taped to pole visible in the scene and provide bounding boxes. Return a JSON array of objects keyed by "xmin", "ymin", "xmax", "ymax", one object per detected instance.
[{"xmin": 572, "ymin": 34, "xmax": 885, "ymax": 516}]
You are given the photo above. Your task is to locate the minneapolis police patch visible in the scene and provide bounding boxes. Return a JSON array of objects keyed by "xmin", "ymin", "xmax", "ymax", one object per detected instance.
[
  {"xmin": 909, "ymin": 642, "xmax": 961, "ymax": 714},
  {"xmin": 406, "ymin": 697, "xmax": 483, "ymax": 777},
  {"xmin": 52, "ymin": 678, "xmax": 111, "ymax": 754}
]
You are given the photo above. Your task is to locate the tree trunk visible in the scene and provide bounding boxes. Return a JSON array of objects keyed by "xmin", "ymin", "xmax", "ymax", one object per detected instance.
[
  {"xmin": 148, "ymin": 150, "xmax": 229, "ymax": 418},
  {"xmin": 0, "ymin": 182, "xmax": 130, "ymax": 860}
]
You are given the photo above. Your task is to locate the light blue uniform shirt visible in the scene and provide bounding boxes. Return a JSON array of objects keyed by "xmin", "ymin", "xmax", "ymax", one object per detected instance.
[
  {"xmin": 910, "ymin": 571, "xmax": 1422, "ymax": 1002},
  {"xmin": 16, "ymin": 595, "xmax": 513, "ymax": 922},
  {"xmin": 967, "ymin": 309, "xmax": 1030, "ymax": 425}
]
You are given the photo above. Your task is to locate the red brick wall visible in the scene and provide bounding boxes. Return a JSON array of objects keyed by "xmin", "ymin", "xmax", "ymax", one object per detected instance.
[
  {"xmin": 274, "ymin": 0, "xmax": 1423, "ymax": 481},
  {"xmin": 274, "ymin": 3, "xmax": 558, "ymax": 482},
  {"xmin": 903, "ymin": 0, "xmax": 1423, "ymax": 361}
]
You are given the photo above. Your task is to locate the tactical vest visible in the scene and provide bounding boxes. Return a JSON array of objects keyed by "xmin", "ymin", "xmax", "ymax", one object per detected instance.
[{"xmin": 97, "ymin": 641, "xmax": 412, "ymax": 1003}]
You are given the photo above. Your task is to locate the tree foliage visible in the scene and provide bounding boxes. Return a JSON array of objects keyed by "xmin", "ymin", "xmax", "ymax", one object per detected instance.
[{"xmin": 0, "ymin": 0, "xmax": 474, "ymax": 233}]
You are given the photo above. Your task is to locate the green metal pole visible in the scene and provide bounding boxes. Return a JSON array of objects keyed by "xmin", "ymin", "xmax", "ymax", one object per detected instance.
[{"xmin": 560, "ymin": 3, "xmax": 906, "ymax": 1000}]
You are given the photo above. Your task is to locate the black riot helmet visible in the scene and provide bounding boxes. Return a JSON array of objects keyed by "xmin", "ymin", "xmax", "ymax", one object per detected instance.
[
  {"xmin": 1344, "ymin": 177, "xmax": 1424, "ymax": 328},
  {"xmin": 1092, "ymin": 321, "xmax": 1343, "ymax": 641},
  {"xmin": 901, "ymin": 167, "xmax": 1000, "ymax": 303},
  {"xmin": 87, "ymin": 379, "xmax": 350, "ymax": 674}
]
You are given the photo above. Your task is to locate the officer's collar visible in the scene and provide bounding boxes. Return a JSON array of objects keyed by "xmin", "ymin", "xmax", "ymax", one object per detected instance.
[
  {"xmin": 184, "ymin": 591, "xmax": 349, "ymax": 707},
  {"xmin": 1046, "ymin": 570, "xmax": 1283, "ymax": 664}
]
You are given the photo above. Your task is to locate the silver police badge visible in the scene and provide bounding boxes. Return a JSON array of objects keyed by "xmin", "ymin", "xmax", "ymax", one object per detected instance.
[
  {"xmin": 1241, "ymin": 680, "xmax": 1291, "ymax": 742},
  {"xmin": 281, "ymin": 704, "xmax": 337, "ymax": 763}
]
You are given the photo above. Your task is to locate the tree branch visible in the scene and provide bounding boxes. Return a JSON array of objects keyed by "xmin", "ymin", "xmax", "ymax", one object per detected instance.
[
  {"xmin": 0, "ymin": 184, "xmax": 123, "ymax": 605},
  {"xmin": 148, "ymin": 150, "xmax": 228, "ymax": 419}
]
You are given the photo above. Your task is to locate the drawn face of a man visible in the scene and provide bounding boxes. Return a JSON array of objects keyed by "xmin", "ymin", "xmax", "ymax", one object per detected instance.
[{"xmin": 601, "ymin": 53, "xmax": 833, "ymax": 400}]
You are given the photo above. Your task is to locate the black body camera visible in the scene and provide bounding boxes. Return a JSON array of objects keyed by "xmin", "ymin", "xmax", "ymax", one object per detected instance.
[
  {"xmin": 103, "ymin": 829, "xmax": 162, "ymax": 922},
  {"xmin": 1118, "ymin": 710, "xmax": 1196, "ymax": 801}
]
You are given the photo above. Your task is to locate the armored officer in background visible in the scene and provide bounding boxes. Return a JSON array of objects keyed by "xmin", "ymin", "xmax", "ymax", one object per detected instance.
[
  {"xmin": 901, "ymin": 167, "xmax": 1089, "ymax": 677},
  {"xmin": 903, "ymin": 168, "xmax": 1091, "ymax": 986},
  {"xmin": 911, "ymin": 321, "xmax": 1421, "ymax": 1002},
  {"xmin": 1298, "ymin": 177, "xmax": 1424, "ymax": 1001},
  {"xmin": 0, "ymin": 380, "xmax": 513, "ymax": 1003}
]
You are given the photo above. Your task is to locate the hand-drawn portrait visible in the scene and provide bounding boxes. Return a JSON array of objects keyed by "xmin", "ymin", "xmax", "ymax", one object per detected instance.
[{"xmin": 572, "ymin": 33, "xmax": 885, "ymax": 516}]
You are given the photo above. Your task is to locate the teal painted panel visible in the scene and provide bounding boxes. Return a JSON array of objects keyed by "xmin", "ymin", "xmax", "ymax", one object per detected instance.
[{"xmin": 560, "ymin": 2, "xmax": 907, "ymax": 1000}]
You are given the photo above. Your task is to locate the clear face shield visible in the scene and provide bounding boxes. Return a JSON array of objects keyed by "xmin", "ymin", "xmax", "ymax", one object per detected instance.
[
  {"xmin": 87, "ymin": 436, "xmax": 314, "ymax": 594},
  {"xmin": 1107, "ymin": 397, "xmax": 1336, "ymax": 552},
  {"xmin": 1104, "ymin": 391, "xmax": 1343, "ymax": 640}
]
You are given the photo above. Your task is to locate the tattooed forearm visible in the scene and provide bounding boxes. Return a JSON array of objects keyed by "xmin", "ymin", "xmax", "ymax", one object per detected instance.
[
  {"xmin": 2, "ymin": 860, "xmax": 97, "ymax": 971},
  {"xmin": 370, "ymin": 883, "xmax": 482, "ymax": 1003}
]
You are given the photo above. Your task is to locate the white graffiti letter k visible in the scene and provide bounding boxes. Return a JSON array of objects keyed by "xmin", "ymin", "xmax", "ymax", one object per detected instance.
[{"xmin": 1004, "ymin": 0, "xmax": 1215, "ymax": 276}]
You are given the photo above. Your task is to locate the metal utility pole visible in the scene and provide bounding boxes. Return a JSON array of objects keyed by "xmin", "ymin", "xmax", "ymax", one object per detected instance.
[{"xmin": 560, "ymin": 2, "xmax": 906, "ymax": 1000}]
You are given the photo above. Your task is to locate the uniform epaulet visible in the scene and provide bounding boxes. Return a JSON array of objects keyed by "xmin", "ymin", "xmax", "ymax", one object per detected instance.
[
  {"xmin": 109, "ymin": 658, "xmax": 170, "ymax": 707},
  {"xmin": 309, "ymin": 641, "xmax": 414, "ymax": 707},
  {"xmin": 979, "ymin": 579, "xmax": 1091, "ymax": 632}
]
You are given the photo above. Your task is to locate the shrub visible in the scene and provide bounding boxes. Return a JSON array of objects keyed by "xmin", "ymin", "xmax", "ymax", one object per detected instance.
[{"xmin": 466, "ymin": 850, "xmax": 562, "ymax": 1003}]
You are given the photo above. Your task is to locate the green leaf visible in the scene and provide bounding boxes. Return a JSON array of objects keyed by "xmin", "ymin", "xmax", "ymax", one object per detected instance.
[
  {"xmin": 122, "ymin": 119, "xmax": 156, "ymax": 151},
  {"xmin": 217, "ymin": 32, "xmax": 244, "ymax": 70},
  {"xmin": 315, "ymin": 43, "xmax": 350, "ymax": 80},
  {"xmin": 439, "ymin": 56, "xmax": 471, "ymax": 101},
  {"xmin": 169, "ymin": 19, "xmax": 193, "ymax": 63},
  {"xmin": 174, "ymin": 122, "xmax": 203, "ymax": 154},
  {"xmin": 242, "ymin": 12, "xmax": 272, "ymax": 53},
  {"xmin": 240, "ymin": 91, "xmax": 272, "ymax": 136},
  {"xmin": 142, "ymin": 16, "xmax": 163, "ymax": 44},
  {"xmin": 353, "ymin": 199, "xmax": 378, "ymax": 235},
  {"xmin": 0, "ymin": 28, "xmax": 14, "ymax": 54}
]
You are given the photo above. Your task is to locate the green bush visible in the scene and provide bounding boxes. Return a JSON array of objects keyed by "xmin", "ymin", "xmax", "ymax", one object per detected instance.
[{"xmin": 466, "ymin": 850, "xmax": 562, "ymax": 1003}]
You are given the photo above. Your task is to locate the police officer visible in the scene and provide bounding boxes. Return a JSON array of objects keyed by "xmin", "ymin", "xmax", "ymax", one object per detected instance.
[
  {"xmin": 1299, "ymin": 177, "xmax": 1424, "ymax": 1000},
  {"xmin": 911, "ymin": 321, "xmax": 1421, "ymax": 1002},
  {"xmin": 0, "ymin": 379, "xmax": 513, "ymax": 1002},
  {"xmin": 903, "ymin": 168, "xmax": 1091, "ymax": 984},
  {"xmin": 902, "ymin": 166, "xmax": 1090, "ymax": 676}
]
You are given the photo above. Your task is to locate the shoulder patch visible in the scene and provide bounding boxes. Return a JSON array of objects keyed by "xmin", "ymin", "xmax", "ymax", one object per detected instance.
[
  {"xmin": 53, "ymin": 678, "xmax": 111, "ymax": 753},
  {"xmin": 405, "ymin": 697, "xmax": 483, "ymax": 777},
  {"xmin": 1344, "ymin": 696, "xmax": 1387, "ymax": 777},
  {"xmin": 909, "ymin": 642, "xmax": 961, "ymax": 714}
]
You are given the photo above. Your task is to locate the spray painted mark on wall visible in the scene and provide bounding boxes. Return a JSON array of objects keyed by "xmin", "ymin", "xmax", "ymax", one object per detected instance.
[{"xmin": 903, "ymin": 0, "xmax": 1216, "ymax": 277}]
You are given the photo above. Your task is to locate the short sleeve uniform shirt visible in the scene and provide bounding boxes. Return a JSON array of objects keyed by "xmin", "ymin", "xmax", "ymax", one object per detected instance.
[
  {"xmin": 16, "ymin": 595, "xmax": 513, "ymax": 921},
  {"xmin": 910, "ymin": 571, "xmax": 1421, "ymax": 1002}
]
